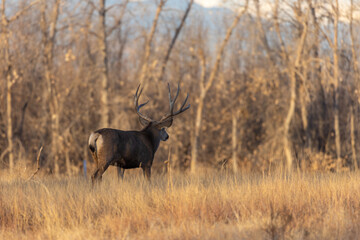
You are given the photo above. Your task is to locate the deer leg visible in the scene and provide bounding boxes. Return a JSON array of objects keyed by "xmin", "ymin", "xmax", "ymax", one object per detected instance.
[
  {"xmin": 91, "ymin": 161, "xmax": 112, "ymax": 185},
  {"xmin": 91, "ymin": 169, "xmax": 100, "ymax": 185},
  {"xmin": 142, "ymin": 167, "xmax": 151, "ymax": 181},
  {"xmin": 117, "ymin": 167, "xmax": 125, "ymax": 180}
]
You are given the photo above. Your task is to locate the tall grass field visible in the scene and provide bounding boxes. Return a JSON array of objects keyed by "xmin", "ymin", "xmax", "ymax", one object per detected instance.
[{"xmin": 1, "ymin": 169, "xmax": 360, "ymax": 239}]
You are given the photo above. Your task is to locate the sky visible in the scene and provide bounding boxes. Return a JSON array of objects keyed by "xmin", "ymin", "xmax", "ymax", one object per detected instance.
[
  {"xmin": 194, "ymin": 0, "xmax": 358, "ymax": 22},
  {"xmin": 194, "ymin": 0, "xmax": 221, "ymax": 8},
  {"xmin": 195, "ymin": 0, "xmax": 353, "ymax": 9}
]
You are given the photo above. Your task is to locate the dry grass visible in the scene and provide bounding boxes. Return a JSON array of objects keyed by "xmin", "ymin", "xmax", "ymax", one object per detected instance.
[{"xmin": 1, "ymin": 169, "xmax": 360, "ymax": 240}]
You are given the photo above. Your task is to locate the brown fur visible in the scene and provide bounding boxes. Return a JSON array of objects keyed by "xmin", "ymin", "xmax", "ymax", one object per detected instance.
[{"xmin": 88, "ymin": 123, "xmax": 168, "ymax": 184}]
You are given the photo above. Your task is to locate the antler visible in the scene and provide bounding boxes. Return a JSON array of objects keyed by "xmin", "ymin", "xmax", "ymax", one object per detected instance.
[
  {"xmin": 134, "ymin": 84, "xmax": 154, "ymax": 125},
  {"xmin": 157, "ymin": 83, "xmax": 190, "ymax": 128}
]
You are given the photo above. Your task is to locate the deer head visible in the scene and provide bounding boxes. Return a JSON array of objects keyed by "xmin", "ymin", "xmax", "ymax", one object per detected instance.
[{"xmin": 134, "ymin": 83, "xmax": 190, "ymax": 139}]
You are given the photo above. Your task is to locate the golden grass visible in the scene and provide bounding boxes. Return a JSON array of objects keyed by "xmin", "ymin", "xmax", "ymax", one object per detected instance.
[{"xmin": 1, "ymin": 170, "xmax": 360, "ymax": 239}]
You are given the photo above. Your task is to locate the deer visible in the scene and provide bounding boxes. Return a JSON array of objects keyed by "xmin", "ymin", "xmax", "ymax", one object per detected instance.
[{"xmin": 88, "ymin": 84, "xmax": 190, "ymax": 184}]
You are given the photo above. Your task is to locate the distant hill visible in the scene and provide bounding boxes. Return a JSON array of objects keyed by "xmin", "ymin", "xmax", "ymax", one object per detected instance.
[{"xmin": 106, "ymin": 0, "xmax": 234, "ymax": 33}]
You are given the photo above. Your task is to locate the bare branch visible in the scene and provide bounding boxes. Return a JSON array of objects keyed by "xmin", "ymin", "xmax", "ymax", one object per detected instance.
[
  {"xmin": 27, "ymin": 146, "xmax": 43, "ymax": 181},
  {"xmin": 89, "ymin": 30, "xmax": 101, "ymax": 39},
  {"xmin": 204, "ymin": 0, "xmax": 248, "ymax": 93},
  {"xmin": 88, "ymin": 0, "xmax": 100, "ymax": 12},
  {"xmin": 198, "ymin": 48, "xmax": 206, "ymax": 91},
  {"xmin": 106, "ymin": 0, "xmax": 129, "ymax": 36},
  {"xmin": 254, "ymin": 0, "xmax": 274, "ymax": 64},
  {"xmin": 307, "ymin": 1, "xmax": 333, "ymax": 49},
  {"xmin": 139, "ymin": 0, "xmax": 166, "ymax": 84},
  {"xmin": 158, "ymin": 0, "xmax": 194, "ymax": 82},
  {"xmin": 8, "ymin": 0, "xmax": 40, "ymax": 23},
  {"xmin": 273, "ymin": 0, "xmax": 289, "ymax": 62}
]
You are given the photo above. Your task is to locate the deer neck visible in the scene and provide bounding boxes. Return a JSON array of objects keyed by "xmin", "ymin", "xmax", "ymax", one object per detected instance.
[{"xmin": 142, "ymin": 123, "xmax": 161, "ymax": 152}]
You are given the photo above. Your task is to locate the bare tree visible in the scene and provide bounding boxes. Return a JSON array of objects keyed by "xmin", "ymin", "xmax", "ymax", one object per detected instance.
[
  {"xmin": 349, "ymin": 0, "xmax": 359, "ymax": 170},
  {"xmin": 190, "ymin": 1, "xmax": 248, "ymax": 173},
  {"xmin": 40, "ymin": 0, "xmax": 61, "ymax": 175},
  {"xmin": 307, "ymin": 0, "xmax": 327, "ymax": 153},
  {"xmin": 309, "ymin": 0, "xmax": 342, "ymax": 170},
  {"xmin": 232, "ymin": 109, "xmax": 241, "ymax": 173},
  {"xmin": 1, "ymin": 0, "xmax": 39, "ymax": 173},
  {"xmin": 96, "ymin": 0, "xmax": 129, "ymax": 127},
  {"xmin": 283, "ymin": 4, "xmax": 309, "ymax": 172},
  {"xmin": 98, "ymin": 0, "xmax": 110, "ymax": 127},
  {"xmin": 332, "ymin": 0, "xmax": 341, "ymax": 171}
]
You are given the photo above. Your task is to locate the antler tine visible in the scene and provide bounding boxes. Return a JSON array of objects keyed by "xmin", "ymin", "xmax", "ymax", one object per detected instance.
[
  {"xmin": 157, "ymin": 83, "xmax": 190, "ymax": 127},
  {"xmin": 134, "ymin": 84, "xmax": 153, "ymax": 124},
  {"xmin": 173, "ymin": 93, "xmax": 190, "ymax": 115},
  {"xmin": 134, "ymin": 84, "xmax": 144, "ymax": 110},
  {"xmin": 173, "ymin": 83, "xmax": 180, "ymax": 102},
  {"xmin": 167, "ymin": 83, "xmax": 172, "ymax": 112},
  {"xmin": 135, "ymin": 84, "xmax": 141, "ymax": 97},
  {"xmin": 168, "ymin": 83, "xmax": 180, "ymax": 114},
  {"xmin": 137, "ymin": 101, "xmax": 149, "ymax": 110},
  {"xmin": 179, "ymin": 93, "xmax": 190, "ymax": 112}
]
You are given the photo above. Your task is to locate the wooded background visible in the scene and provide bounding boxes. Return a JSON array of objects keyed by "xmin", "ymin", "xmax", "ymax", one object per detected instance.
[{"xmin": 1, "ymin": 0, "xmax": 359, "ymax": 176}]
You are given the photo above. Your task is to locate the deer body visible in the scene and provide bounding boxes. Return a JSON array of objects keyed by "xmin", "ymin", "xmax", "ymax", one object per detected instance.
[
  {"xmin": 89, "ymin": 124, "xmax": 167, "ymax": 181},
  {"xmin": 89, "ymin": 84, "xmax": 189, "ymax": 184}
]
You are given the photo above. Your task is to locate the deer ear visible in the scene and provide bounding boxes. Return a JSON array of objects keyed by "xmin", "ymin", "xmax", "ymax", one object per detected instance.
[{"xmin": 138, "ymin": 117, "xmax": 150, "ymax": 126}]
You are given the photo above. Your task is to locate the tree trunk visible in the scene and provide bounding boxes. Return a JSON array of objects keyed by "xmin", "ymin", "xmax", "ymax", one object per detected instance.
[
  {"xmin": 2, "ymin": 1, "xmax": 14, "ymax": 173},
  {"xmin": 6, "ymin": 69, "xmax": 14, "ymax": 173},
  {"xmin": 308, "ymin": 0, "xmax": 326, "ymax": 152},
  {"xmin": 191, "ymin": 93, "xmax": 204, "ymax": 174},
  {"xmin": 232, "ymin": 111, "xmax": 238, "ymax": 173},
  {"xmin": 50, "ymin": 99, "xmax": 60, "ymax": 175},
  {"xmin": 350, "ymin": 0, "xmax": 358, "ymax": 171},
  {"xmin": 283, "ymin": 68, "xmax": 296, "ymax": 172},
  {"xmin": 41, "ymin": 0, "xmax": 60, "ymax": 175},
  {"xmin": 299, "ymin": 65, "xmax": 311, "ymax": 149},
  {"xmin": 350, "ymin": 105, "xmax": 358, "ymax": 170},
  {"xmin": 65, "ymin": 148, "xmax": 71, "ymax": 176},
  {"xmin": 332, "ymin": 0, "xmax": 341, "ymax": 171},
  {"xmin": 99, "ymin": 0, "xmax": 109, "ymax": 127},
  {"xmin": 283, "ymin": 10, "xmax": 308, "ymax": 173}
]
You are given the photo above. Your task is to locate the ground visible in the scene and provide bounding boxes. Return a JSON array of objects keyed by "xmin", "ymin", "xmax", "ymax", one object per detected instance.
[{"xmin": 1, "ymin": 169, "xmax": 360, "ymax": 239}]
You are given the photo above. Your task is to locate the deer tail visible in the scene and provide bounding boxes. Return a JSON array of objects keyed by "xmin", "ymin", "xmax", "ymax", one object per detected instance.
[{"xmin": 88, "ymin": 132, "xmax": 100, "ymax": 154}]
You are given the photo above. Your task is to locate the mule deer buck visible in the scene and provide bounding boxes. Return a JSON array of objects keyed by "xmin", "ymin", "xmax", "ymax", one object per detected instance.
[{"xmin": 88, "ymin": 84, "xmax": 190, "ymax": 184}]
